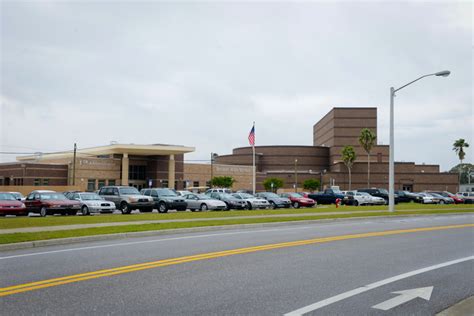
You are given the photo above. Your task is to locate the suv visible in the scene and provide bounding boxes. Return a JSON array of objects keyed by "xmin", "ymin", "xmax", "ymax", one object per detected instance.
[
  {"xmin": 141, "ymin": 188, "xmax": 187, "ymax": 213},
  {"xmin": 98, "ymin": 186, "xmax": 154, "ymax": 214},
  {"xmin": 357, "ymin": 188, "xmax": 399, "ymax": 204}
]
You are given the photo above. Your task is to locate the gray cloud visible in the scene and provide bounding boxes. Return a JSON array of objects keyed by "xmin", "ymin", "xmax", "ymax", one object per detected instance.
[{"xmin": 1, "ymin": 1, "xmax": 472, "ymax": 171}]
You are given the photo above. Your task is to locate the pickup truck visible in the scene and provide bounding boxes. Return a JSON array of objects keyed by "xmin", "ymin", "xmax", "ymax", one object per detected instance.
[{"xmin": 308, "ymin": 189, "xmax": 345, "ymax": 205}]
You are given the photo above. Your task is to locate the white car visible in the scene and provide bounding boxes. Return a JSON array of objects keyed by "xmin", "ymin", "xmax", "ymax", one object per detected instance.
[
  {"xmin": 183, "ymin": 193, "xmax": 227, "ymax": 211},
  {"xmin": 417, "ymin": 192, "xmax": 437, "ymax": 204},
  {"xmin": 176, "ymin": 190, "xmax": 193, "ymax": 196},
  {"xmin": 232, "ymin": 193, "xmax": 270, "ymax": 210},
  {"xmin": 359, "ymin": 192, "xmax": 385, "ymax": 205},
  {"xmin": 70, "ymin": 192, "xmax": 116, "ymax": 215}
]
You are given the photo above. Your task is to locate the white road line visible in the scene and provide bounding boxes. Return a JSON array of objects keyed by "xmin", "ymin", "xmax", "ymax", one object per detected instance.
[
  {"xmin": 0, "ymin": 225, "xmax": 318, "ymax": 260},
  {"xmin": 284, "ymin": 255, "xmax": 474, "ymax": 316}
]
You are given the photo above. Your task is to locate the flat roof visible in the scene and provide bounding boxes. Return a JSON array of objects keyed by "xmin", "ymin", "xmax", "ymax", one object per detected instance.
[{"xmin": 17, "ymin": 143, "xmax": 195, "ymax": 161}]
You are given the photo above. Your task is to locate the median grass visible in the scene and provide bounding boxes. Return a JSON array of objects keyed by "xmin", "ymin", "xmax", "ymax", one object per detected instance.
[
  {"xmin": 1, "ymin": 203, "xmax": 473, "ymax": 230},
  {"xmin": 1, "ymin": 208, "xmax": 473, "ymax": 245}
]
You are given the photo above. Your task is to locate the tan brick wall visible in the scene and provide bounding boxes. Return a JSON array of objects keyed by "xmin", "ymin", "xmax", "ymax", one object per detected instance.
[
  {"xmin": 0, "ymin": 186, "xmax": 82, "ymax": 196},
  {"xmin": 184, "ymin": 163, "xmax": 255, "ymax": 191}
]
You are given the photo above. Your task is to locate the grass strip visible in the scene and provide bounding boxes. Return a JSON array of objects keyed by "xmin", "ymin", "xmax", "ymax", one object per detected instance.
[
  {"xmin": 1, "ymin": 209, "xmax": 473, "ymax": 245},
  {"xmin": 1, "ymin": 204, "xmax": 472, "ymax": 230}
]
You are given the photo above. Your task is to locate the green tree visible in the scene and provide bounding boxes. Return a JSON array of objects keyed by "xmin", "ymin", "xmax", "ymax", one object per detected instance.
[
  {"xmin": 303, "ymin": 179, "xmax": 320, "ymax": 192},
  {"xmin": 342, "ymin": 146, "xmax": 356, "ymax": 190},
  {"xmin": 450, "ymin": 163, "xmax": 473, "ymax": 185},
  {"xmin": 358, "ymin": 128, "xmax": 376, "ymax": 187},
  {"xmin": 263, "ymin": 177, "xmax": 284, "ymax": 192},
  {"xmin": 210, "ymin": 176, "xmax": 235, "ymax": 188},
  {"xmin": 453, "ymin": 139, "xmax": 470, "ymax": 189}
]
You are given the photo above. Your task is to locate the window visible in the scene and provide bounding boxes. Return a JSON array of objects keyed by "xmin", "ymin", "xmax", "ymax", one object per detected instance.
[
  {"xmin": 0, "ymin": 178, "xmax": 3, "ymax": 185},
  {"xmin": 161, "ymin": 180, "xmax": 168, "ymax": 188},
  {"xmin": 183, "ymin": 181, "xmax": 187, "ymax": 189},
  {"xmin": 206, "ymin": 181, "xmax": 211, "ymax": 188},
  {"xmin": 34, "ymin": 179, "xmax": 41, "ymax": 186},
  {"xmin": 98, "ymin": 180, "xmax": 106, "ymax": 189},
  {"xmin": 13, "ymin": 178, "xmax": 24, "ymax": 185},
  {"xmin": 129, "ymin": 165, "xmax": 146, "ymax": 180},
  {"xmin": 151, "ymin": 190, "xmax": 158, "ymax": 197},
  {"xmin": 193, "ymin": 181, "xmax": 199, "ymax": 187},
  {"xmin": 43, "ymin": 179, "xmax": 49, "ymax": 185},
  {"xmin": 108, "ymin": 179, "xmax": 116, "ymax": 186},
  {"xmin": 87, "ymin": 179, "xmax": 96, "ymax": 192},
  {"xmin": 174, "ymin": 181, "xmax": 178, "ymax": 190}
]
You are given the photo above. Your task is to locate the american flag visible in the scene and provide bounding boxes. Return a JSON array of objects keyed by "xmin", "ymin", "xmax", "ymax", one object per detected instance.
[{"xmin": 248, "ymin": 125, "xmax": 255, "ymax": 146}]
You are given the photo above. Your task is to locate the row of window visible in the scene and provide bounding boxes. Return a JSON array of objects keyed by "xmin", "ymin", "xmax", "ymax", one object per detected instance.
[{"xmin": 87, "ymin": 179, "xmax": 116, "ymax": 192}]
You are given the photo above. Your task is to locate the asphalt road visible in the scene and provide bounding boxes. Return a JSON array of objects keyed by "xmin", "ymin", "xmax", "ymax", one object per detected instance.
[{"xmin": 1, "ymin": 214, "xmax": 473, "ymax": 315}]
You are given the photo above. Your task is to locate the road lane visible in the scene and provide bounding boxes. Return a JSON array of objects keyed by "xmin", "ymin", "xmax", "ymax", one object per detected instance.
[{"xmin": 0, "ymin": 214, "xmax": 473, "ymax": 314}]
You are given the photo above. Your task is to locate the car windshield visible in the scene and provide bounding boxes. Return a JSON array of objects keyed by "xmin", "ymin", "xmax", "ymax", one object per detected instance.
[
  {"xmin": 119, "ymin": 188, "xmax": 140, "ymax": 195},
  {"xmin": 289, "ymin": 193, "xmax": 303, "ymax": 198},
  {"xmin": 10, "ymin": 192, "xmax": 23, "ymax": 199},
  {"xmin": 0, "ymin": 193, "xmax": 16, "ymax": 200},
  {"xmin": 220, "ymin": 194, "xmax": 235, "ymax": 199},
  {"xmin": 157, "ymin": 189, "xmax": 178, "ymax": 196},
  {"xmin": 80, "ymin": 193, "xmax": 103, "ymax": 200},
  {"xmin": 359, "ymin": 192, "xmax": 370, "ymax": 196},
  {"xmin": 41, "ymin": 193, "xmax": 67, "ymax": 200},
  {"xmin": 264, "ymin": 193, "xmax": 280, "ymax": 198},
  {"xmin": 239, "ymin": 193, "xmax": 254, "ymax": 198},
  {"xmin": 379, "ymin": 189, "xmax": 389, "ymax": 194}
]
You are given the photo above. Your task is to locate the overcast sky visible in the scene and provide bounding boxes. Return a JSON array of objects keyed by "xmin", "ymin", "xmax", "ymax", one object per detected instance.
[{"xmin": 1, "ymin": 1, "xmax": 472, "ymax": 171}]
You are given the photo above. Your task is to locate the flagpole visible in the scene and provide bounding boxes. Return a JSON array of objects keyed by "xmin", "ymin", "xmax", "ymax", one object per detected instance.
[{"xmin": 252, "ymin": 122, "xmax": 256, "ymax": 195}]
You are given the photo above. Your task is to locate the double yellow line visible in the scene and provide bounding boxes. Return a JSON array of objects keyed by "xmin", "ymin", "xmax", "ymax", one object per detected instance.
[{"xmin": 1, "ymin": 223, "xmax": 473, "ymax": 297}]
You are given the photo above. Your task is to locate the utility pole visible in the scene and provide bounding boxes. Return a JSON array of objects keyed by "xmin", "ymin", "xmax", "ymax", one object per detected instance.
[
  {"xmin": 72, "ymin": 143, "xmax": 77, "ymax": 186},
  {"xmin": 294, "ymin": 159, "xmax": 298, "ymax": 192}
]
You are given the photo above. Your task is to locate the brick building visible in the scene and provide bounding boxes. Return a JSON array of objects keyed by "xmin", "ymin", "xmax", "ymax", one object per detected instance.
[{"xmin": 213, "ymin": 107, "xmax": 457, "ymax": 192}]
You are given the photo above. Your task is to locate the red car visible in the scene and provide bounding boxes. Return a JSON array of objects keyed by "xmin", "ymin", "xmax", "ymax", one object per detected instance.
[
  {"xmin": 279, "ymin": 192, "xmax": 316, "ymax": 208},
  {"xmin": 25, "ymin": 190, "xmax": 81, "ymax": 217},
  {"xmin": 0, "ymin": 192, "xmax": 28, "ymax": 216}
]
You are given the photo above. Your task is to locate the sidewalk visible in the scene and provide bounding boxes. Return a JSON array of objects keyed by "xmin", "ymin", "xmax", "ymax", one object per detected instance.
[{"xmin": 2, "ymin": 209, "xmax": 472, "ymax": 234}]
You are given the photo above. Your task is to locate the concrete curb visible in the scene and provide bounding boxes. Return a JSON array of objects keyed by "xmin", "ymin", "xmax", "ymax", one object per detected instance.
[
  {"xmin": 0, "ymin": 212, "xmax": 472, "ymax": 252},
  {"xmin": 437, "ymin": 295, "xmax": 474, "ymax": 316}
]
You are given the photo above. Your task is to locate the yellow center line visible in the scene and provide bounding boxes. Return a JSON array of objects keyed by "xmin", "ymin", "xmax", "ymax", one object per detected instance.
[{"xmin": 1, "ymin": 223, "xmax": 473, "ymax": 297}]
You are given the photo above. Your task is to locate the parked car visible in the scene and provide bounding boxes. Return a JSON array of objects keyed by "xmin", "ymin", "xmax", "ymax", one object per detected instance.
[
  {"xmin": 206, "ymin": 188, "xmax": 232, "ymax": 194},
  {"xmin": 456, "ymin": 192, "xmax": 474, "ymax": 204},
  {"xmin": 341, "ymin": 191, "xmax": 382, "ymax": 206},
  {"xmin": 140, "ymin": 188, "xmax": 187, "ymax": 213},
  {"xmin": 7, "ymin": 192, "xmax": 25, "ymax": 201},
  {"xmin": 428, "ymin": 191, "xmax": 464, "ymax": 204},
  {"xmin": 183, "ymin": 193, "xmax": 227, "ymax": 211},
  {"xmin": 357, "ymin": 188, "xmax": 399, "ymax": 204},
  {"xmin": 417, "ymin": 192, "xmax": 438, "ymax": 204},
  {"xmin": 207, "ymin": 192, "xmax": 246, "ymax": 210},
  {"xmin": 254, "ymin": 192, "xmax": 291, "ymax": 209},
  {"xmin": 175, "ymin": 190, "xmax": 193, "ymax": 196},
  {"xmin": 69, "ymin": 192, "xmax": 115, "ymax": 215},
  {"xmin": 232, "ymin": 193, "xmax": 270, "ymax": 210},
  {"xmin": 426, "ymin": 192, "xmax": 454, "ymax": 204},
  {"xmin": 308, "ymin": 188, "xmax": 345, "ymax": 205},
  {"xmin": 394, "ymin": 191, "xmax": 422, "ymax": 203},
  {"xmin": 98, "ymin": 186, "xmax": 154, "ymax": 214},
  {"xmin": 25, "ymin": 190, "xmax": 81, "ymax": 217},
  {"xmin": 0, "ymin": 192, "xmax": 28, "ymax": 216},
  {"xmin": 279, "ymin": 192, "xmax": 316, "ymax": 208}
]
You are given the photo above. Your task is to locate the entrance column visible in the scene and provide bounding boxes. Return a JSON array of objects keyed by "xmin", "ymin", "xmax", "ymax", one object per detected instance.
[
  {"xmin": 122, "ymin": 153, "xmax": 129, "ymax": 186},
  {"xmin": 168, "ymin": 154, "xmax": 175, "ymax": 189}
]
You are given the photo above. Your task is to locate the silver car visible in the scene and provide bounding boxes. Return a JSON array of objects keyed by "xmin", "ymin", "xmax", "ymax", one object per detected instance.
[
  {"xmin": 183, "ymin": 193, "xmax": 227, "ymax": 211},
  {"xmin": 70, "ymin": 192, "xmax": 116, "ymax": 215},
  {"xmin": 232, "ymin": 193, "xmax": 270, "ymax": 209}
]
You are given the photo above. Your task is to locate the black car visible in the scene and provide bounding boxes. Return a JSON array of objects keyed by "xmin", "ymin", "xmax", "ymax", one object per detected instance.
[
  {"xmin": 254, "ymin": 192, "xmax": 291, "ymax": 209},
  {"xmin": 394, "ymin": 191, "xmax": 422, "ymax": 203},
  {"xmin": 357, "ymin": 188, "xmax": 399, "ymax": 204},
  {"xmin": 207, "ymin": 192, "xmax": 246, "ymax": 210},
  {"xmin": 141, "ymin": 188, "xmax": 187, "ymax": 213}
]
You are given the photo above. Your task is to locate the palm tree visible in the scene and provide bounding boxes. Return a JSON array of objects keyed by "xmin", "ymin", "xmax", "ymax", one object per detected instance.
[
  {"xmin": 358, "ymin": 128, "xmax": 376, "ymax": 187},
  {"xmin": 453, "ymin": 139, "xmax": 470, "ymax": 189},
  {"xmin": 342, "ymin": 146, "xmax": 356, "ymax": 190}
]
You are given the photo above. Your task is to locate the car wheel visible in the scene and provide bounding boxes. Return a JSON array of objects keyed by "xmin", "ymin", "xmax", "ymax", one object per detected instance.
[
  {"xmin": 82, "ymin": 206, "xmax": 90, "ymax": 216},
  {"xmin": 246, "ymin": 202, "xmax": 253, "ymax": 210},
  {"xmin": 200, "ymin": 203, "xmax": 208, "ymax": 211},
  {"xmin": 353, "ymin": 200, "xmax": 359, "ymax": 206},
  {"xmin": 158, "ymin": 202, "xmax": 168, "ymax": 213},
  {"xmin": 120, "ymin": 202, "xmax": 131, "ymax": 214},
  {"xmin": 224, "ymin": 202, "xmax": 231, "ymax": 211},
  {"xmin": 270, "ymin": 201, "xmax": 277, "ymax": 209},
  {"xmin": 40, "ymin": 207, "xmax": 48, "ymax": 217},
  {"xmin": 293, "ymin": 202, "xmax": 300, "ymax": 209}
]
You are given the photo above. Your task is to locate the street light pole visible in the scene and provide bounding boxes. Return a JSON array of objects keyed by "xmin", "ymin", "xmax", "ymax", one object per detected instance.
[{"xmin": 388, "ymin": 70, "xmax": 450, "ymax": 212}]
